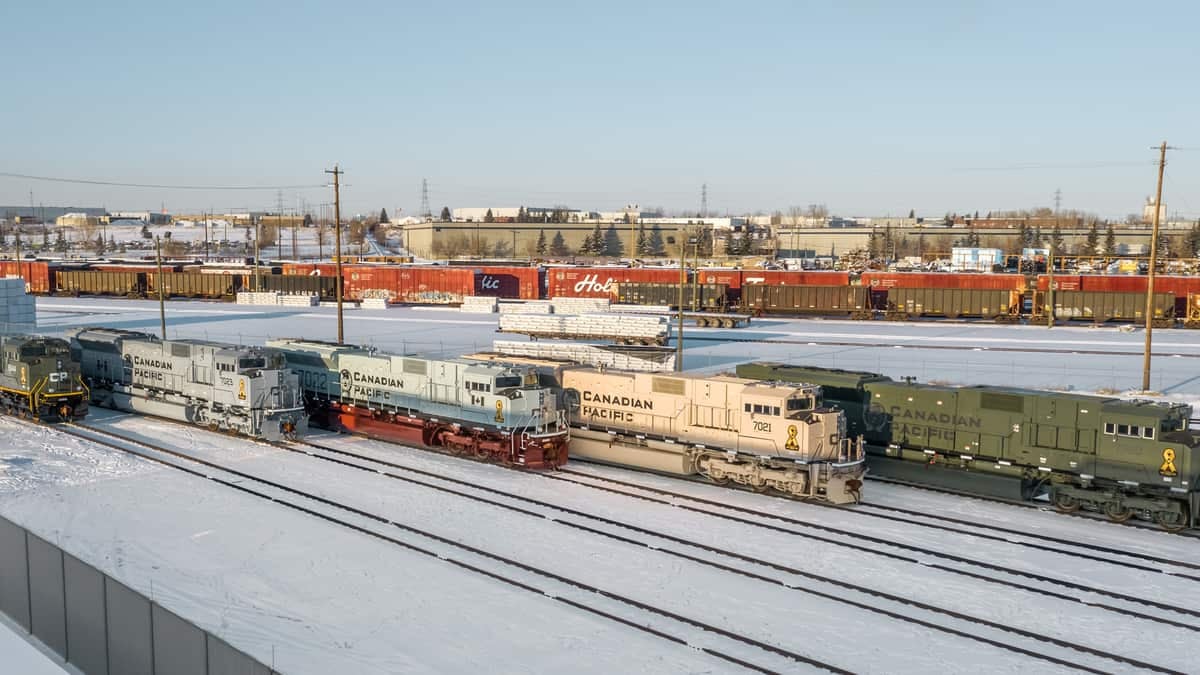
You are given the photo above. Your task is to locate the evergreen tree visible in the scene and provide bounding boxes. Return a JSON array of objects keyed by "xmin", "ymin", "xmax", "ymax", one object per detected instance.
[
  {"xmin": 587, "ymin": 223, "xmax": 604, "ymax": 255},
  {"xmin": 379, "ymin": 208, "xmax": 389, "ymax": 224},
  {"xmin": 54, "ymin": 229, "xmax": 67, "ymax": 252},
  {"xmin": 648, "ymin": 224, "xmax": 666, "ymax": 257},
  {"xmin": 867, "ymin": 231, "xmax": 880, "ymax": 259},
  {"xmin": 602, "ymin": 224, "xmax": 623, "ymax": 257},
  {"xmin": 1084, "ymin": 223, "xmax": 1100, "ymax": 254},
  {"xmin": 579, "ymin": 231, "xmax": 595, "ymax": 256},
  {"xmin": 535, "ymin": 230, "xmax": 547, "ymax": 256},
  {"xmin": 907, "ymin": 208, "xmax": 915, "ymax": 219},
  {"xmin": 440, "ymin": 206, "xmax": 451, "ymax": 221},
  {"xmin": 1050, "ymin": 225, "xmax": 1064, "ymax": 254},
  {"xmin": 1017, "ymin": 221, "xmax": 1031, "ymax": 248},
  {"xmin": 635, "ymin": 225, "xmax": 649, "ymax": 256},
  {"xmin": 550, "ymin": 231, "xmax": 569, "ymax": 257},
  {"xmin": 484, "ymin": 209, "xmax": 495, "ymax": 223},
  {"xmin": 1103, "ymin": 223, "xmax": 1117, "ymax": 257},
  {"xmin": 95, "ymin": 233, "xmax": 106, "ymax": 255},
  {"xmin": 1183, "ymin": 222, "xmax": 1200, "ymax": 258},
  {"xmin": 518, "ymin": 206, "xmax": 527, "ymax": 222},
  {"xmin": 41, "ymin": 228, "xmax": 49, "ymax": 248}
]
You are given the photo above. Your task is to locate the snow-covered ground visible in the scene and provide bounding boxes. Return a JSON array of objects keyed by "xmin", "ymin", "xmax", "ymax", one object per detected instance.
[
  {"xmin": 0, "ymin": 614, "xmax": 70, "ymax": 675},
  {"xmin": 2, "ymin": 296, "xmax": 1199, "ymax": 672}
]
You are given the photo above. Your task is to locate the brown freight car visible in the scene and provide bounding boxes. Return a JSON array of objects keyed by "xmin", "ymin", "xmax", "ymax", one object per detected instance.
[
  {"xmin": 1034, "ymin": 290, "xmax": 1175, "ymax": 327},
  {"xmin": 885, "ymin": 288, "xmax": 1021, "ymax": 322},
  {"xmin": 741, "ymin": 284, "xmax": 872, "ymax": 319},
  {"xmin": 54, "ymin": 270, "xmax": 146, "ymax": 297},
  {"xmin": 614, "ymin": 282, "xmax": 728, "ymax": 311},
  {"xmin": 147, "ymin": 272, "xmax": 243, "ymax": 299}
]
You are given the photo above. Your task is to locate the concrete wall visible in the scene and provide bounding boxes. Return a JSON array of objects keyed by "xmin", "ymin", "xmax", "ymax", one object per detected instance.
[{"xmin": 0, "ymin": 514, "xmax": 275, "ymax": 675}]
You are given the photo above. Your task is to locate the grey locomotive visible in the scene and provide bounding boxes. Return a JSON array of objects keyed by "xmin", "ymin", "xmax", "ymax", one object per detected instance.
[
  {"xmin": 0, "ymin": 335, "xmax": 89, "ymax": 421},
  {"xmin": 69, "ymin": 328, "xmax": 307, "ymax": 440},
  {"xmin": 265, "ymin": 339, "xmax": 568, "ymax": 468}
]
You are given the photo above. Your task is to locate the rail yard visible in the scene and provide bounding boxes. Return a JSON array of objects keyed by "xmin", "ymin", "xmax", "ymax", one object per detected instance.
[{"xmin": 0, "ymin": 288, "xmax": 1193, "ymax": 674}]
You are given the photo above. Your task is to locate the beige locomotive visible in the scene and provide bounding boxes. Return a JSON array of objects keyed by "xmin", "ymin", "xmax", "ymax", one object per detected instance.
[{"xmin": 466, "ymin": 353, "xmax": 865, "ymax": 504}]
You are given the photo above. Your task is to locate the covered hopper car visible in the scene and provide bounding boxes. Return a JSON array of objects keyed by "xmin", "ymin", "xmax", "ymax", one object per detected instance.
[
  {"xmin": 266, "ymin": 339, "xmax": 569, "ymax": 469},
  {"xmin": 736, "ymin": 362, "xmax": 1200, "ymax": 530},
  {"xmin": 69, "ymin": 328, "xmax": 307, "ymax": 441}
]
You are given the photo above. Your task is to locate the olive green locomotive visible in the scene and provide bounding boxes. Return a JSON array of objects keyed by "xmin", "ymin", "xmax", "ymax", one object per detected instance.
[
  {"xmin": 736, "ymin": 362, "xmax": 1198, "ymax": 531},
  {"xmin": 0, "ymin": 335, "xmax": 89, "ymax": 421}
]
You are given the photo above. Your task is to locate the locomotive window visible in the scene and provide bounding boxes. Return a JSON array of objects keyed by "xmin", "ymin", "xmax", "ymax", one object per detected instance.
[
  {"xmin": 787, "ymin": 398, "xmax": 811, "ymax": 411},
  {"xmin": 238, "ymin": 357, "xmax": 266, "ymax": 370},
  {"xmin": 773, "ymin": 407, "xmax": 781, "ymax": 416},
  {"xmin": 1103, "ymin": 423, "xmax": 1115, "ymax": 435},
  {"xmin": 495, "ymin": 376, "xmax": 521, "ymax": 389},
  {"xmin": 1142, "ymin": 428, "xmax": 1155, "ymax": 440},
  {"xmin": 745, "ymin": 403, "xmax": 751, "ymax": 413}
]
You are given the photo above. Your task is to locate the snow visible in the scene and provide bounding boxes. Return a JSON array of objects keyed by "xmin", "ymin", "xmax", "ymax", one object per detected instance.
[
  {"xmin": 2, "ymin": 296, "xmax": 1199, "ymax": 672},
  {"xmin": 0, "ymin": 614, "xmax": 70, "ymax": 675}
]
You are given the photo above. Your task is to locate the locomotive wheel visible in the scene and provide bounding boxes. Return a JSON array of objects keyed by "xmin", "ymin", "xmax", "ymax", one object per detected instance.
[
  {"xmin": 1103, "ymin": 501, "xmax": 1134, "ymax": 523},
  {"xmin": 1154, "ymin": 509, "xmax": 1187, "ymax": 532},
  {"xmin": 1052, "ymin": 491, "xmax": 1080, "ymax": 513},
  {"xmin": 750, "ymin": 481, "xmax": 770, "ymax": 494}
]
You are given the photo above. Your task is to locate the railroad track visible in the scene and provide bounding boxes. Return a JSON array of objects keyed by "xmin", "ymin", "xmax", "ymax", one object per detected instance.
[
  {"xmin": 47, "ymin": 417, "xmax": 1196, "ymax": 672},
  {"xmin": 541, "ymin": 467, "xmax": 1200, "ymax": 631},
  {"xmin": 48, "ymin": 421, "xmax": 841, "ymax": 674},
  {"xmin": 258, "ymin": 435, "xmax": 1193, "ymax": 673}
]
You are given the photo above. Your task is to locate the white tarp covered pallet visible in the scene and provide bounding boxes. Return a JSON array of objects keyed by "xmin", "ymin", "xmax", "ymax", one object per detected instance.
[
  {"xmin": 498, "ymin": 313, "xmax": 670, "ymax": 341},
  {"xmin": 492, "ymin": 340, "xmax": 676, "ymax": 372}
]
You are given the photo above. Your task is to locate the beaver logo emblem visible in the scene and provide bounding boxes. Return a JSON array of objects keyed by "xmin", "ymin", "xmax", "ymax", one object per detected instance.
[
  {"xmin": 495, "ymin": 400, "xmax": 505, "ymax": 424},
  {"xmin": 785, "ymin": 424, "xmax": 800, "ymax": 451}
]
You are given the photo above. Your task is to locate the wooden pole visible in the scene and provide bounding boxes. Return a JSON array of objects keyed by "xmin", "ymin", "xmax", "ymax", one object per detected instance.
[{"xmin": 1142, "ymin": 141, "xmax": 1169, "ymax": 392}]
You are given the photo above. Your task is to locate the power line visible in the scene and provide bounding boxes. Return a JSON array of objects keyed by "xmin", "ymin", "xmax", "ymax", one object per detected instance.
[
  {"xmin": 953, "ymin": 160, "xmax": 1155, "ymax": 172},
  {"xmin": 0, "ymin": 171, "xmax": 324, "ymax": 191}
]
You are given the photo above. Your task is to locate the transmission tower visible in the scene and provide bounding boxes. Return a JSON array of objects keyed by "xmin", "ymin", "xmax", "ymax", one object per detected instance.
[
  {"xmin": 1053, "ymin": 188, "xmax": 1062, "ymax": 214},
  {"xmin": 420, "ymin": 178, "xmax": 432, "ymax": 220},
  {"xmin": 701, "ymin": 183, "xmax": 708, "ymax": 218}
]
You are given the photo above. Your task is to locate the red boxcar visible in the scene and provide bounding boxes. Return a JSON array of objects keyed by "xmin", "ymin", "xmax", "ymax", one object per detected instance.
[
  {"xmin": 1035, "ymin": 275, "xmax": 1083, "ymax": 291},
  {"xmin": 740, "ymin": 270, "xmax": 851, "ymax": 287},
  {"xmin": 344, "ymin": 266, "xmax": 474, "ymax": 304},
  {"xmin": 863, "ymin": 272, "xmax": 1025, "ymax": 290},
  {"xmin": 546, "ymin": 267, "xmax": 683, "ymax": 299},
  {"xmin": 473, "ymin": 266, "xmax": 542, "ymax": 299},
  {"xmin": 1, "ymin": 261, "xmax": 51, "ymax": 294}
]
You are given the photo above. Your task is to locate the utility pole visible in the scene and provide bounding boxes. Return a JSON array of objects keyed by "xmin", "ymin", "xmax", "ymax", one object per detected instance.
[
  {"xmin": 676, "ymin": 227, "xmax": 686, "ymax": 372},
  {"xmin": 254, "ymin": 219, "xmax": 262, "ymax": 292},
  {"xmin": 1143, "ymin": 141, "xmax": 1172, "ymax": 392},
  {"xmin": 155, "ymin": 235, "xmax": 166, "ymax": 339},
  {"xmin": 326, "ymin": 165, "xmax": 345, "ymax": 344}
]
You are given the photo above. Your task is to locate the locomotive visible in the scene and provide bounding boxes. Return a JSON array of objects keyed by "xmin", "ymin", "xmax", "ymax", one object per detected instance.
[
  {"xmin": 467, "ymin": 354, "xmax": 865, "ymax": 504},
  {"xmin": 0, "ymin": 335, "xmax": 88, "ymax": 421},
  {"xmin": 736, "ymin": 362, "xmax": 1199, "ymax": 530},
  {"xmin": 265, "ymin": 339, "xmax": 569, "ymax": 469},
  {"xmin": 68, "ymin": 328, "xmax": 307, "ymax": 441}
]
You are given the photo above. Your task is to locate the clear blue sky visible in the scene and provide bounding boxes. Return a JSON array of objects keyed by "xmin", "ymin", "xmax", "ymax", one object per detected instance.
[{"xmin": 3, "ymin": 1, "xmax": 1198, "ymax": 220}]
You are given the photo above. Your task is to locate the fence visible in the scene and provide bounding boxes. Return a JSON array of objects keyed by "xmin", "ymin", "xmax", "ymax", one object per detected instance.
[{"xmin": 0, "ymin": 514, "xmax": 275, "ymax": 675}]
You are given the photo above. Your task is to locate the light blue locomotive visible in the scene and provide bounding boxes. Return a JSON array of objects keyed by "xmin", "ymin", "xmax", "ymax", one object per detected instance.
[
  {"xmin": 69, "ymin": 328, "xmax": 307, "ymax": 440},
  {"xmin": 265, "ymin": 339, "xmax": 568, "ymax": 468}
]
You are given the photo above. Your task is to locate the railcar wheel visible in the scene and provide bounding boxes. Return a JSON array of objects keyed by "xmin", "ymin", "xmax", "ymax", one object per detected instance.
[
  {"xmin": 1052, "ymin": 491, "xmax": 1080, "ymax": 513},
  {"xmin": 1103, "ymin": 501, "xmax": 1134, "ymax": 523},
  {"xmin": 750, "ymin": 481, "xmax": 770, "ymax": 494}
]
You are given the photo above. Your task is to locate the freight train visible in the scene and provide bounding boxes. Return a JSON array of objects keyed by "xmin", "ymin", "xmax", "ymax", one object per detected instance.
[
  {"xmin": 265, "ymin": 339, "xmax": 569, "ymax": 469},
  {"xmin": 466, "ymin": 353, "xmax": 866, "ymax": 504},
  {"xmin": 13, "ymin": 258, "xmax": 1200, "ymax": 325},
  {"xmin": 0, "ymin": 335, "xmax": 89, "ymax": 421},
  {"xmin": 736, "ymin": 362, "xmax": 1199, "ymax": 531},
  {"xmin": 69, "ymin": 328, "xmax": 308, "ymax": 441}
]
